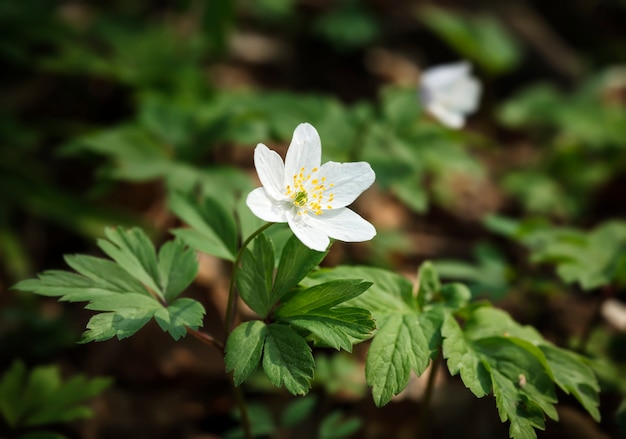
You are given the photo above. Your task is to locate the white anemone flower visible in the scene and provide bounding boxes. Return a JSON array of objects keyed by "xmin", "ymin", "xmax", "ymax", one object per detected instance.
[
  {"xmin": 420, "ymin": 61, "xmax": 481, "ymax": 129},
  {"xmin": 246, "ymin": 123, "xmax": 376, "ymax": 252}
]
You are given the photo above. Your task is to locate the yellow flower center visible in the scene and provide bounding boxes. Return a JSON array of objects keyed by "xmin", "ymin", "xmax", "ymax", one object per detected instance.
[{"xmin": 285, "ymin": 166, "xmax": 335, "ymax": 216}]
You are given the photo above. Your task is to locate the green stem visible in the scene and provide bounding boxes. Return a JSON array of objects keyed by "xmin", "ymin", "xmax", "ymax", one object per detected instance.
[
  {"xmin": 417, "ymin": 351, "xmax": 441, "ymax": 437},
  {"xmin": 218, "ymin": 222, "xmax": 274, "ymax": 439},
  {"xmin": 232, "ymin": 383, "xmax": 253, "ymax": 439},
  {"xmin": 186, "ymin": 327, "xmax": 225, "ymax": 353},
  {"xmin": 224, "ymin": 222, "xmax": 275, "ymax": 338}
]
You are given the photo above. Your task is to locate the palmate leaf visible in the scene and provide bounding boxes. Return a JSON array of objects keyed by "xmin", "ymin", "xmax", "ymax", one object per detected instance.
[
  {"xmin": 14, "ymin": 227, "xmax": 204, "ymax": 342},
  {"xmin": 0, "ymin": 360, "xmax": 111, "ymax": 430},
  {"xmin": 442, "ymin": 306, "xmax": 601, "ymax": 439},
  {"xmin": 226, "ymin": 259, "xmax": 374, "ymax": 394},
  {"xmin": 225, "ymin": 321, "xmax": 316, "ymax": 396},
  {"xmin": 236, "ymin": 233, "xmax": 275, "ymax": 317},
  {"xmin": 276, "ymin": 280, "xmax": 375, "ymax": 352},
  {"xmin": 306, "ymin": 263, "xmax": 471, "ymax": 406},
  {"xmin": 169, "ymin": 191, "xmax": 238, "ymax": 261}
]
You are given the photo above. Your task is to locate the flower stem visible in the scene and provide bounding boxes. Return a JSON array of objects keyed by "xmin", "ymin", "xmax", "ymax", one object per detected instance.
[
  {"xmin": 224, "ymin": 222, "xmax": 275, "ymax": 339},
  {"xmin": 232, "ymin": 382, "xmax": 253, "ymax": 439},
  {"xmin": 417, "ymin": 351, "xmax": 441, "ymax": 437},
  {"xmin": 186, "ymin": 327, "xmax": 225, "ymax": 353}
]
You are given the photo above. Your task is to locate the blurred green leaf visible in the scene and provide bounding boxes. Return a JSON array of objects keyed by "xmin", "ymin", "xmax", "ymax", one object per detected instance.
[
  {"xmin": 418, "ymin": 6, "xmax": 522, "ymax": 74},
  {"xmin": 0, "ymin": 360, "xmax": 110, "ymax": 430},
  {"xmin": 435, "ymin": 244, "xmax": 511, "ymax": 300},
  {"xmin": 318, "ymin": 411, "xmax": 362, "ymax": 439},
  {"xmin": 313, "ymin": 1, "xmax": 380, "ymax": 51}
]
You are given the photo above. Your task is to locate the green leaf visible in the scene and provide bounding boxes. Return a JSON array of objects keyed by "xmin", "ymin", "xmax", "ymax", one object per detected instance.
[
  {"xmin": 262, "ymin": 324, "xmax": 314, "ymax": 395},
  {"xmin": 236, "ymin": 234, "xmax": 275, "ymax": 317},
  {"xmin": 276, "ymin": 280, "xmax": 375, "ymax": 351},
  {"xmin": 272, "ymin": 235, "xmax": 327, "ymax": 302},
  {"xmin": 539, "ymin": 345, "xmax": 600, "ymax": 422},
  {"xmin": 225, "ymin": 321, "xmax": 268, "ymax": 386},
  {"xmin": 416, "ymin": 260, "xmax": 440, "ymax": 308},
  {"xmin": 442, "ymin": 305, "xmax": 601, "ymax": 439},
  {"xmin": 305, "ymin": 265, "xmax": 414, "ymax": 319},
  {"xmin": 157, "ymin": 239, "xmax": 199, "ymax": 302},
  {"xmin": 0, "ymin": 360, "xmax": 110, "ymax": 430},
  {"xmin": 154, "ymin": 298, "xmax": 206, "ymax": 340},
  {"xmin": 80, "ymin": 312, "xmax": 152, "ymax": 343},
  {"xmin": 441, "ymin": 315, "xmax": 492, "ymax": 398},
  {"xmin": 14, "ymin": 227, "xmax": 203, "ymax": 342},
  {"xmin": 365, "ymin": 313, "xmax": 431, "ymax": 406},
  {"xmin": 305, "ymin": 263, "xmax": 466, "ymax": 405},
  {"xmin": 277, "ymin": 280, "xmax": 372, "ymax": 316},
  {"xmin": 169, "ymin": 191, "xmax": 238, "ymax": 261},
  {"xmin": 281, "ymin": 307, "xmax": 375, "ymax": 352},
  {"xmin": 97, "ymin": 227, "xmax": 163, "ymax": 298}
]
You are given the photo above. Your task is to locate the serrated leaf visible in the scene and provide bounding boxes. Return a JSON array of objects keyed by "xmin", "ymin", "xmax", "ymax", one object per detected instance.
[
  {"xmin": 14, "ymin": 228, "xmax": 203, "ymax": 343},
  {"xmin": 277, "ymin": 280, "xmax": 372, "ymax": 316},
  {"xmin": 157, "ymin": 239, "xmax": 199, "ymax": 302},
  {"xmin": 169, "ymin": 191, "xmax": 237, "ymax": 261},
  {"xmin": 365, "ymin": 313, "xmax": 430, "ymax": 406},
  {"xmin": 539, "ymin": 345, "xmax": 600, "ymax": 422},
  {"xmin": 0, "ymin": 360, "xmax": 110, "ymax": 430},
  {"xmin": 272, "ymin": 235, "xmax": 327, "ymax": 302},
  {"xmin": 64, "ymin": 254, "xmax": 146, "ymax": 295},
  {"xmin": 262, "ymin": 324, "xmax": 314, "ymax": 395},
  {"xmin": 281, "ymin": 307, "xmax": 375, "ymax": 352},
  {"xmin": 441, "ymin": 315, "xmax": 491, "ymax": 398},
  {"xmin": 490, "ymin": 367, "xmax": 546, "ymax": 439},
  {"xmin": 225, "ymin": 321, "xmax": 268, "ymax": 386},
  {"xmin": 154, "ymin": 298, "xmax": 206, "ymax": 340},
  {"xmin": 305, "ymin": 266, "xmax": 414, "ymax": 318},
  {"xmin": 417, "ymin": 261, "xmax": 440, "ymax": 305},
  {"xmin": 80, "ymin": 311, "xmax": 153, "ymax": 343},
  {"xmin": 306, "ymin": 263, "xmax": 461, "ymax": 405},
  {"xmin": 442, "ymin": 305, "xmax": 601, "ymax": 439},
  {"xmin": 98, "ymin": 227, "xmax": 163, "ymax": 298},
  {"xmin": 236, "ymin": 234, "xmax": 275, "ymax": 317}
]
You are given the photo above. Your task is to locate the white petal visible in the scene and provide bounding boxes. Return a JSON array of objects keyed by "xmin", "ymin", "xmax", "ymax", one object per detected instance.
[
  {"xmin": 246, "ymin": 187, "xmax": 288, "ymax": 223},
  {"xmin": 308, "ymin": 208, "xmax": 376, "ymax": 242},
  {"xmin": 449, "ymin": 76, "xmax": 481, "ymax": 113},
  {"xmin": 254, "ymin": 143, "xmax": 285, "ymax": 200},
  {"xmin": 287, "ymin": 215, "xmax": 330, "ymax": 252},
  {"xmin": 315, "ymin": 161, "xmax": 375, "ymax": 208},
  {"xmin": 420, "ymin": 61, "xmax": 481, "ymax": 128},
  {"xmin": 421, "ymin": 61, "xmax": 471, "ymax": 90},
  {"xmin": 284, "ymin": 123, "xmax": 322, "ymax": 185},
  {"xmin": 427, "ymin": 101, "xmax": 465, "ymax": 128}
]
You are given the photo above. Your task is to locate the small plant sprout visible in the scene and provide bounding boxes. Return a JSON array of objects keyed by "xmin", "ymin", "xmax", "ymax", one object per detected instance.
[
  {"xmin": 419, "ymin": 61, "xmax": 482, "ymax": 128},
  {"xmin": 246, "ymin": 122, "xmax": 376, "ymax": 251}
]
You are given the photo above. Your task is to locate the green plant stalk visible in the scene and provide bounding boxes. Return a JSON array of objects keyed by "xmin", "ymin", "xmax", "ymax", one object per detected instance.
[
  {"xmin": 224, "ymin": 222, "xmax": 275, "ymax": 338},
  {"xmin": 221, "ymin": 222, "xmax": 275, "ymax": 439},
  {"xmin": 417, "ymin": 350, "xmax": 441, "ymax": 437}
]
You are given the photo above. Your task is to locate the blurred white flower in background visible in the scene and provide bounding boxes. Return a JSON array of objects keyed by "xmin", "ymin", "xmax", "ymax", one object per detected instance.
[
  {"xmin": 419, "ymin": 61, "xmax": 482, "ymax": 129},
  {"xmin": 247, "ymin": 123, "xmax": 376, "ymax": 252}
]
